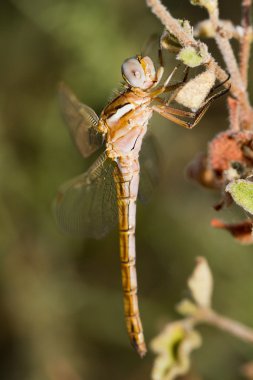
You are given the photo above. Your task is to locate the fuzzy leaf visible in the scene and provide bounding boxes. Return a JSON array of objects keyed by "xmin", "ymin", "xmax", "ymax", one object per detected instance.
[
  {"xmin": 175, "ymin": 69, "xmax": 215, "ymax": 111},
  {"xmin": 177, "ymin": 47, "xmax": 203, "ymax": 68},
  {"xmin": 188, "ymin": 257, "xmax": 213, "ymax": 308},
  {"xmin": 226, "ymin": 179, "xmax": 253, "ymax": 215}
]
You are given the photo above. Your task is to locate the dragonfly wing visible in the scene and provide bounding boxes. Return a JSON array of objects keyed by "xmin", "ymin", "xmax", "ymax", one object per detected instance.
[
  {"xmin": 138, "ymin": 133, "xmax": 161, "ymax": 203},
  {"xmin": 58, "ymin": 82, "xmax": 104, "ymax": 158},
  {"xmin": 53, "ymin": 153, "xmax": 118, "ymax": 239}
]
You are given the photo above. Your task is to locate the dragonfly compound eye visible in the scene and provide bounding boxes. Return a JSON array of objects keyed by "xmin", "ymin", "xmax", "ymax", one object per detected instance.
[
  {"xmin": 121, "ymin": 58, "xmax": 146, "ymax": 88},
  {"xmin": 140, "ymin": 56, "xmax": 156, "ymax": 82}
]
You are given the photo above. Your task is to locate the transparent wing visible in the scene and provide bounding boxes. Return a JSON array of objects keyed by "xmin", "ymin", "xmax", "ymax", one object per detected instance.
[
  {"xmin": 138, "ymin": 134, "xmax": 161, "ymax": 203},
  {"xmin": 58, "ymin": 82, "xmax": 104, "ymax": 158},
  {"xmin": 53, "ymin": 153, "xmax": 118, "ymax": 239}
]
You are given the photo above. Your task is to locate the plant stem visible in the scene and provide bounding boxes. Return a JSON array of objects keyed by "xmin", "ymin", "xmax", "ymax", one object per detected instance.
[
  {"xmin": 240, "ymin": 0, "xmax": 252, "ymax": 85},
  {"xmin": 208, "ymin": 7, "xmax": 244, "ymax": 92},
  {"xmin": 146, "ymin": 0, "xmax": 197, "ymax": 47},
  {"xmin": 196, "ymin": 308, "xmax": 253, "ymax": 344},
  {"xmin": 227, "ymin": 96, "xmax": 240, "ymax": 131}
]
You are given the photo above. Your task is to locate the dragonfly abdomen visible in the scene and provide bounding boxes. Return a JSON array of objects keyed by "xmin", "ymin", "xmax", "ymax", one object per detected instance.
[
  {"xmin": 120, "ymin": 228, "xmax": 147, "ymax": 357},
  {"xmin": 114, "ymin": 162, "xmax": 147, "ymax": 357}
]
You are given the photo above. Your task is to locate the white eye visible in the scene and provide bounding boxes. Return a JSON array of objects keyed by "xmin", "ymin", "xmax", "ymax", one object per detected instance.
[{"xmin": 121, "ymin": 58, "xmax": 146, "ymax": 88}]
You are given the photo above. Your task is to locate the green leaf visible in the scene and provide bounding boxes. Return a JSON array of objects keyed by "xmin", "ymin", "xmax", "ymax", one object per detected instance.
[
  {"xmin": 177, "ymin": 47, "xmax": 203, "ymax": 68},
  {"xmin": 226, "ymin": 179, "xmax": 253, "ymax": 215}
]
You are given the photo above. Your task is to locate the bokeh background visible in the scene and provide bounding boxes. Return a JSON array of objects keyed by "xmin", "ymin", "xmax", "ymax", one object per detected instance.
[{"xmin": 0, "ymin": 1, "xmax": 253, "ymax": 379}]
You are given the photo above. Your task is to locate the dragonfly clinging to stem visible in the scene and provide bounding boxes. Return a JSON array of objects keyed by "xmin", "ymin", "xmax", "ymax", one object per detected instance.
[{"xmin": 54, "ymin": 42, "xmax": 229, "ymax": 357}]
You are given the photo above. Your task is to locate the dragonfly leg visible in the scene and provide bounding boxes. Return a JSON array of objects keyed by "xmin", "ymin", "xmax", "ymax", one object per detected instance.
[
  {"xmin": 151, "ymin": 66, "xmax": 190, "ymax": 105},
  {"xmin": 140, "ymin": 33, "xmax": 165, "ymax": 88},
  {"xmin": 155, "ymin": 30, "xmax": 190, "ymax": 89},
  {"xmin": 152, "ymin": 85, "xmax": 230, "ymax": 129},
  {"xmin": 198, "ymin": 85, "xmax": 231, "ymax": 111},
  {"xmin": 153, "ymin": 101, "xmax": 195, "ymax": 118},
  {"xmin": 149, "ymin": 66, "xmax": 181, "ymax": 97},
  {"xmin": 156, "ymin": 37, "xmax": 189, "ymax": 89},
  {"xmin": 146, "ymin": 37, "xmax": 165, "ymax": 90},
  {"xmin": 152, "ymin": 104, "xmax": 206, "ymax": 128},
  {"xmin": 164, "ymin": 66, "xmax": 190, "ymax": 106},
  {"xmin": 209, "ymin": 72, "xmax": 231, "ymax": 94},
  {"xmin": 149, "ymin": 33, "xmax": 173, "ymax": 89},
  {"xmin": 149, "ymin": 66, "xmax": 190, "ymax": 99},
  {"xmin": 154, "ymin": 41, "xmax": 165, "ymax": 86}
]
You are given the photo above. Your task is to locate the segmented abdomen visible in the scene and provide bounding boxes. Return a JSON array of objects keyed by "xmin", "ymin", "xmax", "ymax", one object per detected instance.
[{"xmin": 114, "ymin": 158, "xmax": 146, "ymax": 357}]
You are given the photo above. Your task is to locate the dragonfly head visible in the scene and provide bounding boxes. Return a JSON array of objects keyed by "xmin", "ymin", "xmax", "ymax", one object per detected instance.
[{"xmin": 121, "ymin": 56, "xmax": 156, "ymax": 90}]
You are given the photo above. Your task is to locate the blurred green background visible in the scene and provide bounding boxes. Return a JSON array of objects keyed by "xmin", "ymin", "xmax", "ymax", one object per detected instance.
[{"xmin": 0, "ymin": 1, "xmax": 252, "ymax": 379}]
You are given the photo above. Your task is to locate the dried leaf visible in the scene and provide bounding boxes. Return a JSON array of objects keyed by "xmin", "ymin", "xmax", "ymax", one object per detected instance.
[
  {"xmin": 188, "ymin": 257, "xmax": 213, "ymax": 308},
  {"xmin": 151, "ymin": 321, "xmax": 201, "ymax": 380},
  {"xmin": 226, "ymin": 179, "xmax": 253, "ymax": 215},
  {"xmin": 211, "ymin": 218, "xmax": 253, "ymax": 244}
]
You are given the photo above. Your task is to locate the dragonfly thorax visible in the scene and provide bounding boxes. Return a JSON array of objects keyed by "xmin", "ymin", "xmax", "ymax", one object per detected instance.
[{"xmin": 104, "ymin": 101, "xmax": 153, "ymax": 160}]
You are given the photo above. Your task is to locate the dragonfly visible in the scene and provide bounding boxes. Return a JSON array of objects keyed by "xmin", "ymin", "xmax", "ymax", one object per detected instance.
[{"xmin": 54, "ymin": 49, "xmax": 229, "ymax": 357}]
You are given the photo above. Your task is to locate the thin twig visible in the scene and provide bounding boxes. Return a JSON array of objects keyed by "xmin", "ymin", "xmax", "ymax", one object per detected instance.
[
  {"xmin": 146, "ymin": 0, "xmax": 197, "ymax": 47},
  {"xmin": 208, "ymin": 7, "xmax": 244, "ymax": 92},
  {"xmin": 196, "ymin": 308, "xmax": 253, "ymax": 344},
  {"xmin": 227, "ymin": 96, "xmax": 240, "ymax": 131},
  {"xmin": 240, "ymin": 0, "xmax": 252, "ymax": 85}
]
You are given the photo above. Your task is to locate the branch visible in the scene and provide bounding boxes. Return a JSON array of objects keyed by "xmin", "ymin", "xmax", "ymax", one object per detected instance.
[
  {"xmin": 240, "ymin": 0, "xmax": 253, "ymax": 85},
  {"xmin": 146, "ymin": 0, "xmax": 197, "ymax": 47},
  {"xmin": 180, "ymin": 258, "xmax": 253, "ymax": 346},
  {"xmin": 206, "ymin": 0, "xmax": 253, "ymax": 128},
  {"xmin": 196, "ymin": 308, "xmax": 253, "ymax": 344},
  {"xmin": 227, "ymin": 96, "xmax": 240, "ymax": 131},
  {"xmin": 208, "ymin": 6, "xmax": 244, "ymax": 92}
]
